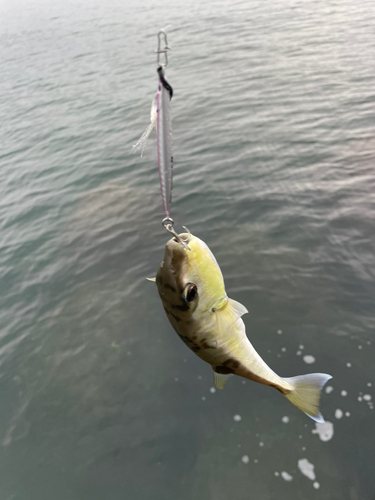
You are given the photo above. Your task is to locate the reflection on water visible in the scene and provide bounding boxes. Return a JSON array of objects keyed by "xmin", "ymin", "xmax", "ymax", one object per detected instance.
[{"xmin": 1, "ymin": 0, "xmax": 375, "ymax": 498}]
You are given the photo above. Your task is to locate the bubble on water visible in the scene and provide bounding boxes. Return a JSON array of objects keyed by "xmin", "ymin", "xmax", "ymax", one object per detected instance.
[
  {"xmin": 299, "ymin": 345, "xmax": 304, "ymax": 350},
  {"xmin": 277, "ymin": 354, "xmax": 281, "ymax": 358},
  {"xmin": 281, "ymin": 347, "xmax": 286, "ymax": 352},
  {"xmin": 233, "ymin": 414, "xmax": 241, "ymax": 422},
  {"xmin": 363, "ymin": 394, "xmax": 372, "ymax": 401},
  {"xmin": 277, "ymin": 330, "xmax": 282, "ymax": 335},
  {"xmin": 325, "ymin": 386, "xmax": 334, "ymax": 394},
  {"xmin": 254, "ymin": 459, "xmax": 258, "ymax": 463},
  {"xmin": 313, "ymin": 482, "xmax": 320, "ymax": 489},
  {"xmin": 183, "ymin": 358, "xmax": 187, "ymax": 363},
  {"xmin": 346, "ymin": 362, "xmax": 352, "ymax": 368},
  {"xmin": 282, "ymin": 416, "xmax": 289, "ymax": 423},
  {"xmin": 238, "ymin": 444, "xmax": 241, "ymax": 448},
  {"xmin": 367, "ymin": 341, "xmax": 371, "ymax": 345},
  {"xmin": 367, "ymin": 383, "xmax": 372, "ymax": 387},
  {"xmin": 296, "ymin": 351, "xmax": 302, "ymax": 356},
  {"xmin": 335, "ymin": 409, "xmax": 343, "ymax": 419},
  {"xmin": 341, "ymin": 390, "xmax": 347, "ymax": 397},
  {"xmin": 242, "ymin": 380, "xmax": 246, "ymax": 384},
  {"xmin": 201, "ymin": 396, "xmax": 206, "ymax": 401},
  {"xmin": 299, "ymin": 435, "xmax": 303, "ymax": 439},
  {"xmin": 302, "ymin": 447, "xmax": 306, "ymax": 451},
  {"xmin": 358, "ymin": 345, "xmax": 363, "ymax": 349},
  {"xmin": 298, "ymin": 458, "xmax": 316, "ymax": 481},
  {"xmin": 311, "ymin": 421, "xmax": 334, "ymax": 442},
  {"xmin": 358, "ymin": 396, "xmax": 363, "ymax": 402},
  {"xmin": 241, "ymin": 455, "xmax": 249, "ymax": 464},
  {"xmin": 303, "ymin": 355, "xmax": 316, "ymax": 364},
  {"xmin": 259, "ymin": 441, "xmax": 264, "ymax": 447},
  {"xmin": 281, "ymin": 471, "xmax": 293, "ymax": 482},
  {"xmin": 198, "ymin": 375, "xmax": 202, "ymax": 380},
  {"xmin": 267, "ymin": 349, "xmax": 271, "ymax": 353},
  {"xmin": 210, "ymin": 387, "xmax": 216, "ymax": 394},
  {"xmin": 345, "ymin": 411, "xmax": 350, "ymax": 417},
  {"xmin": 274, "ymin": 471, "xmax": 279, "ymax": 477}
]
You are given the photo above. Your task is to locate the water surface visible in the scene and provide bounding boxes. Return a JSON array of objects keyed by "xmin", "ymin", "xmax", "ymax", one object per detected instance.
[{"xmin": 1, "ymin": 0, "xmax": 375, "ymax": 498}]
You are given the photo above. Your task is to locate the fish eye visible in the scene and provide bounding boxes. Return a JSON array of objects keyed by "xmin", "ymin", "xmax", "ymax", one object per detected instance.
[{"xmin": 184, "ymin": 283, "xmax": 198, "ymax": 303}]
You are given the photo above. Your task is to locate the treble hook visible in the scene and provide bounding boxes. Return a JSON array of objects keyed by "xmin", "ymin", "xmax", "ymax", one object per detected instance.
[
  {"xmin": 162, "ymin": 217, "xmax": 190, "ymax": 250},
  {"xmin": 156, "ymin": 30, "xmax": 170, "ymax": 67}
]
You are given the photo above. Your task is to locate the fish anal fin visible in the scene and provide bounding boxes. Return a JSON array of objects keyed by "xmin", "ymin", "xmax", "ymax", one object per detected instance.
[
  {"xmin": 214, "ymin": 297, "xmax": 248, "ymax": 336},
  {"xmin": 213, "ymin": 371, "xmax": 233, "ymax": 389}
]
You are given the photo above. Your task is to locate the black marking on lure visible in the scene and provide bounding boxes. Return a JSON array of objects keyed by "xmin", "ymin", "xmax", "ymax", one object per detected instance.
[{"xmin": 157, "ymin": 66, "xmax": 173, "ymax": 99}]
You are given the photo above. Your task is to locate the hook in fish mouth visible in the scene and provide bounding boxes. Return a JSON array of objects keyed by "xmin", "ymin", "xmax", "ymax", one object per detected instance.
[{"xmin": 162, "ymin": 218, "xmax": 191, "ymax": 250}]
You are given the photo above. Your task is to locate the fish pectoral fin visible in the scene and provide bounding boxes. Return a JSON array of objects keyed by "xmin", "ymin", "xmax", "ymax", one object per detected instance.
[
  {"xmin": 146, "ymin": 277, "xmax": 156, "ymax": 282},
  {"xmin": 215, "ymin": 298, "xmax": 248, "ymax": 336},
  {"xmin": 213, "ymin": 371, "xmax": 233, "ymax": 389}
]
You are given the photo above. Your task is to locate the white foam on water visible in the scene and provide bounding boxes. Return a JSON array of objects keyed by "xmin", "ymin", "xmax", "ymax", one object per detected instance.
[
  {"xmin": 281, "ymin": 471, "xmax": 293, "ymax": 482},
  {"xmin": 281, "ymin": 347, "xmax": 286, "ymax": 352},
  {"xmin": 274, "ymin": 471, "xmax": 279, "ymax": 476},
  {"xmin": 341, "ymin": 390, "xmax": 347, "ymax": 396},
  {"xmin": 358, "ymin": 345, "xmax": 363, "ymax": 349},
  {"xmin": 277, "ymin": 330, "xmax": 282, "ymax": 335},
  {"xmin": 303, "ymin": 355, "xmax": 316, "ymax": 364},
  {"xmin": 311, "ymin": 421, "xmax": 334, "ymax": 442},
  {"xmin": 254, "ymin": 459, "xmax": 258, "ymax": 463},
  {"xmin": 298, "ymin": 458, "xmax": 316, "ymax": 481},
  {"xmin": 282, "ymin": 416, "xmax": 289, "ymax": 423},
  {"xmin": 313, "ymin": 482, "xmax": 320, "ymax": 489},
  {"xmin": 358, "ymin": 396, "xmax": 362, "ymax": 402},
  {"xmin": 209, "ymin": 387, "xmax": 216, "ymax": 394},
  {"xmin": 299, "ymin": 345, "xmax": 304, "ymax": 350},
  {"xmin": 367, "ymin": 383, "xmax": 372, "ymax": 387},
  {"xmin": 241, "ymin": 455, "xmax": 249, "ymax": 464},
  {"xmin": 346, "ymin": 362, "xmax": 352, "ymax": 367},
  {"xmin": 201, "ymin": 396, "xmax": 206, "ymax": 401},
  {"xmin": 259, "ymin": 442, "xmax": 264, "ymax": 447},
  {"xmin": 335, "ymin": 409, "xmax": 343, "ymax": 419},
  {"xmin": 345, "ymin": 412, "xmax": 350, "ymax": 417},
  {"xmin": 296, "ymin": 351, "xmax": 302, "ymax": 356},
  {"xmin": 233, "ymin": 414, "xmax": 241, "ymax": 422},
  {"xmin": 363, "ymin": 394, "xmax": 372, "ymax": 401},
  {"xmin": 325, "ymin": 386, "xmax": 334, "ymax": 394}
]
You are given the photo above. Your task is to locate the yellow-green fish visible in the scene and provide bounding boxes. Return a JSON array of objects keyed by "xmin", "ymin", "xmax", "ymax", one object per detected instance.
[{"xmin": 153, "ymin": 231, "xmax": 332, "ymax": 422}]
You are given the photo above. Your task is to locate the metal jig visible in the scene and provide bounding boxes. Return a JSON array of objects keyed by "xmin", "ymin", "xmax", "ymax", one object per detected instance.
[
  {"xmin": 156, "ymin": 30, "xmax": 170, "ymax": 67},
  {"xmin": 162, "ymin": 217, "xmax": 190, "ymax": 250}
]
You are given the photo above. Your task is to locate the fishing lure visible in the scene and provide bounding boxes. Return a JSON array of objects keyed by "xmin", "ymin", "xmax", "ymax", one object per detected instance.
[{"xmin": 133, "ymin": 31, "xmax": 186, "ymax": 245}]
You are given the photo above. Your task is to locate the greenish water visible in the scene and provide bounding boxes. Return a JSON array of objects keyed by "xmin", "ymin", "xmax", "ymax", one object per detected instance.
[{"xmin": 1, "ymin": 0, "xmax": 375, "ymax": 498}]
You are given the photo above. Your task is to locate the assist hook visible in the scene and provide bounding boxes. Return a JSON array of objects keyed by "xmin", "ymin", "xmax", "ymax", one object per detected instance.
[{"xmin": 162, "ymin": 217, "xmax": 191, "ymax": 250}]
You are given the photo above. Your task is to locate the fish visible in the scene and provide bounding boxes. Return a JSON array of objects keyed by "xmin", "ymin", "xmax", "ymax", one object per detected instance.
[{"xmin": 153, "ymin": 231, "xmax": 332, "ymax": 422}]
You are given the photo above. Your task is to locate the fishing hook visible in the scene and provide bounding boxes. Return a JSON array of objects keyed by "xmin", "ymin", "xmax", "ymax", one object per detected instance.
[
  {"xmin": 156, "ymin": 30, "xmax": 170, "ymax": 67},
  {"xmin": 162, "ymin": 217, "xmax": 190, "ymax": 250}
]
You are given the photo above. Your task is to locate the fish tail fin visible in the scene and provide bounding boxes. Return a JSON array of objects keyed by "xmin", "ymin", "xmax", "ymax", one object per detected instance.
[{"xmin": 283, "ymin": 373, "xmax": 332, "ymax": 422}]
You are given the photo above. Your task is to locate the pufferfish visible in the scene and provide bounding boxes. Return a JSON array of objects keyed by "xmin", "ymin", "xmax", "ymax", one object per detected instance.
[{"xmin": 150, "ymin": 231, "xmax": 332, "ymax": 422}]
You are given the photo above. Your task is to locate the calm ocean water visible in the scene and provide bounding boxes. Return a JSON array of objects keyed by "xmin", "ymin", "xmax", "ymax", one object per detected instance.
[{"xmin": 1, "ymin": 0, "xmax": 375, "ymax": 498}]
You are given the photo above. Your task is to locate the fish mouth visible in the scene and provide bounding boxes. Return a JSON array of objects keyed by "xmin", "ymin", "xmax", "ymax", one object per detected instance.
[{"xmin": 171, "ymin": 232, "xmax": 190, "ymax": 247}]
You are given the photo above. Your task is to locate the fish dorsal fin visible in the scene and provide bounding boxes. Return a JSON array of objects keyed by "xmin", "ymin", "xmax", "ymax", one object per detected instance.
[
  {"xmin": 213, "ymin": 371, "xmax": 233, "ymax": 389},
  {"xmin": 214, "ymin": 298, "xmax": 248, "ymax": 336}
]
